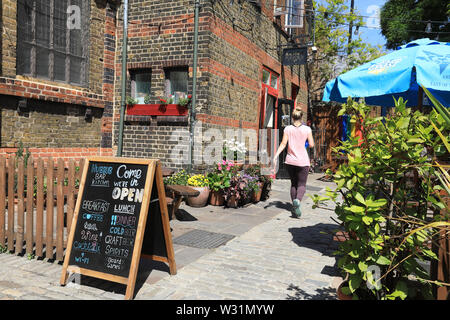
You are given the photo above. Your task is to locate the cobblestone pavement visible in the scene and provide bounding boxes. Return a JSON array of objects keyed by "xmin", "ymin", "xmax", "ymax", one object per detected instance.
[{"xmin": 0, "ymin": 174, "xmax": 342, "ymax": 300}]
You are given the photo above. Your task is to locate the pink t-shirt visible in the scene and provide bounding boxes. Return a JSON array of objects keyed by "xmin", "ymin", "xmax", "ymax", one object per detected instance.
[{"xmin": 284, "ymin": 125, "xmax": 311, "ymax": 167}]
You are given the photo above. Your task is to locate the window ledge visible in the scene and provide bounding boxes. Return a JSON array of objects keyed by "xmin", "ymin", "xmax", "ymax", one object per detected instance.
[
  {"xmin": 0, "ymin": 77, "xmax": 105, "ymax": 108},
  {"xmin": 126, "ymin": 104, "xmax": 189, "ymax": 116}
]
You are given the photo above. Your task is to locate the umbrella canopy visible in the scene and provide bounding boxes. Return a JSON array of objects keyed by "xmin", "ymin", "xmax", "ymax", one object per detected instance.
[{"xmin": 323, "ymin": 38, "xmax": 450, "ymax": 107}]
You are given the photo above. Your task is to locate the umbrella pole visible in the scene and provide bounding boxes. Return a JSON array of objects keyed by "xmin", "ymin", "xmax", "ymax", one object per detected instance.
[{"xmin": 418, "ymin": 86, "xmax": 423, "ymax": 113}]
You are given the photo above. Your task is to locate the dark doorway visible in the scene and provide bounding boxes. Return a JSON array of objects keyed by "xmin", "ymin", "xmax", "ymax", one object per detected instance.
[{"xmin": 276, "ymin": 98, "xmax": 294, "ymax": 179}]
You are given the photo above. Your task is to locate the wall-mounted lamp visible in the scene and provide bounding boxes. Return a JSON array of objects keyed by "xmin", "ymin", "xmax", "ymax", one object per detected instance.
[
  {"xmin": 84, "ymin": 107, "xmax": 93, "ymax": 120},
  {"xmin": 425, "ymin": 21, "xmax": 432, "ymax": 33},
  {"xmin": 17, "ymin": 98, "xmax": 28, "ymax": 113}
]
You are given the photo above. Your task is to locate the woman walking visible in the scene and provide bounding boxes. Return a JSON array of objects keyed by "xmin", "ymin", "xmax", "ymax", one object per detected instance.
[{"xmin": 273, "ymin": 107, "xmax": 314, "ymax": 218}]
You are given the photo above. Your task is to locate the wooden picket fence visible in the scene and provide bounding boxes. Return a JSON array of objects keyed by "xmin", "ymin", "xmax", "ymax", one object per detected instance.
[{"xmin": 0, "ymin": 156, "xmax": 85, "ymax": 262}]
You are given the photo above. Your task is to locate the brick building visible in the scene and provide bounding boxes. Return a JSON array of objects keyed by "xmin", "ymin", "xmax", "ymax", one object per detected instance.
[
  {"xmin": 0, "ymin": 0, "xmax": 118, "ymax": 160},
  {"xmin": 1, "ymin": 0, "xmax": 310, "ymax": 174},
  {"xmin": 117, "ymin": 0, "xmax": 309, "ymax": 174}
]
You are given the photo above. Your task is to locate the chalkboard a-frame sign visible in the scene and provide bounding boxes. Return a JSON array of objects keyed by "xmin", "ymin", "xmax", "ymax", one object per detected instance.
[{"xmin": 60, "ymin": 157, "xmax": 176, "ymax": 300}]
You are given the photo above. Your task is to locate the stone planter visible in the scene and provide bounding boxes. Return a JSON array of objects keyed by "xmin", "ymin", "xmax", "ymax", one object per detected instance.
[
  {"xmin": 186, "ymin": 186, "xmax": 210, "ymax": 207},
  {"xmin": 209, "ymin": 190, "xmax": 224, "ymax": 206}
]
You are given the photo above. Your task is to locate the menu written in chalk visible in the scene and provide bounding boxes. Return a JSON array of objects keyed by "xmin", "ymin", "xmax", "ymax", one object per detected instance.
[{"xmin": 68, "ymin": 161, "xmax": 148, "ymax": 278}]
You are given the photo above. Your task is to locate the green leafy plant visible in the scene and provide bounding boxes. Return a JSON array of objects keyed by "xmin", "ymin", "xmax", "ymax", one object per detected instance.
[
  {"xmin": 0, "ymin": 243, "xmax": 7, "ymax": 254},
  {"xmin": 312, "ymin": 97, "xmax": 449, "ymax": 300},
  {"xmin": 144, "ymin": 94, "xmax": 151, "ymax": 104},
  {"xmin": 163, "ymin": 169, "xmax": 190, "ymax": 186},
  {"xmin": 126, "ymin": 96, "xmax": 138, "ymax": 105},
  {"xmin": 206, "ymin": 160, "xmax": 235, "ymax": 192},
  {"xmin": 178, "ymin": 95, "xmax": 192, "ymax": 107}
]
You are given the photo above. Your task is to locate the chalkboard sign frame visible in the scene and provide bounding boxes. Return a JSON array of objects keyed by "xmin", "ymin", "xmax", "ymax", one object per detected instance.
[{"xmin": 60, "ymin": 157, "xmax": 176, "ymax": 300}]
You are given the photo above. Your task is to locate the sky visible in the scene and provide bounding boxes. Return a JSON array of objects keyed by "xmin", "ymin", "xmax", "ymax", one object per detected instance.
[
  {"xmin": 352, "ymin": 0, "xmax": 388, "ymax": 50},
  {"xmin": 315, "ymin": 0, "xmax": 388, "ymax": 50}
]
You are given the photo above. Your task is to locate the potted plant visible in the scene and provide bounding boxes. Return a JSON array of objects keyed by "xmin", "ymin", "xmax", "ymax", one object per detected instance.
[
  {"xmin": 207, "ymin": 160, "xmax": 235, "ymax": 206},
  {"xmin": 186, "ymin": 174, "xmax": 210, "ymax": 207},
  {"xmin": 222, "ymin": 138, "xmax": 247, "ymax": 164},
  {"xmin": 311, "ymin": 97, "xmax": 450, "ymax": 300},
  {"xmin": 178, "ymin": 94, "xmax": 192, "ymax": 107},
  {"xmin": 126, "ymin": 96, "xmax": 138, "ymax": 106},
  {"xmin": 163, "ymin": 169, "xmax": 190, "ymax": 186},
  {"xmin": 159, "ymin": 96, "xmax": 174, "ymax": 105},
  {"xmin": 223, "ymin": 173, "xmax": 252, "ymax": 208},
  {"xmin": 223, "ymin": 175, "xmax": 241, "ymax": 208},
  {"xmin": 240, "ymin": 173, "xmax": 259, "ymax": 204},
  {"xmin": 244, "ymin": 164, "xmax": 264, "ymax": 203}
]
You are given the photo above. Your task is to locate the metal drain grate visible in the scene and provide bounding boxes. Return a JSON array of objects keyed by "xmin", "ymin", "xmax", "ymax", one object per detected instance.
[{"xmin": 173, "ymin": 229, "xmax": 235, "ymax": 249}]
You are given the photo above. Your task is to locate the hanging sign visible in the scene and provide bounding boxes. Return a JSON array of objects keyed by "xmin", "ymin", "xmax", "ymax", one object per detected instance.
[{"xmin": 282, "ymin": 47, "xmax": 307, "ymax": 66}]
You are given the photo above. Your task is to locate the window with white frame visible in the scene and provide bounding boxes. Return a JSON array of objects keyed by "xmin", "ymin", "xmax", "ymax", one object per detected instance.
[
  {"xmin": 285, "ymin": 0, "xmax": 304, "ymax": 29},
  {"xmin": 164, "ymin": 67, "xmax": 189, "ymax": 104},
  {"xmin": 131, "ymin": 70, "xmax": 152, "ymax": 104}
]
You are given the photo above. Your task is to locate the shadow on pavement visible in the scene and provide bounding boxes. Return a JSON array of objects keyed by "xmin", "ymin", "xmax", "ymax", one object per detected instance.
[
  {"xmin": 175, "ymin": 209, "xmax": 198, "ymax": 221},
  {"xmin": 70, "ymin": 258, "xmax": 170, "ymax": 299},
  {"xmin": 263, "ymin": 200, "xmax": 291, "ymax": 211},
  {"xmin": 286, "ymin": 284, "xmax": 337, "ymax": 300},
  {"xmin": 288, "ymin": 223, "xmax": 339, "ymax": 258},
  {"xmin": 289, "ymin": 223, "xmax": 342, "ymax": 279}
]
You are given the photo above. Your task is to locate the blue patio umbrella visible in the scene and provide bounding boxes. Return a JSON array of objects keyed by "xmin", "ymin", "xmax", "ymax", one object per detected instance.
[{"xmin": 323, "ymin": 38, "xmax": 450, "ymax": 108}]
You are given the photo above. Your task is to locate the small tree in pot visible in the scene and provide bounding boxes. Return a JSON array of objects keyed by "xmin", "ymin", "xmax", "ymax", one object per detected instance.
[{"xmin": 312, "ymin": 97, "xmax": 449, "ymax": 300}]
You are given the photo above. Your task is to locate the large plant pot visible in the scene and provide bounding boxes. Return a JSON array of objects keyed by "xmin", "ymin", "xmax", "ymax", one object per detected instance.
[
  {"xmin": 226, "ymin": 195, "xmax": 238, "ymax": 208},
  {"xmin": 261, "ymin": 179, "xmax": 271, "ymax": 201},
  {"xmin": 186, "ymin": 186, "xmax": 210, "ymax": 207},
  {"xmin": 337, "ymin": 281, "xmax": 353, "ymax": 300},
  {"xmin": 252, "ymin": 183, "xmax": 263, "ymax": 203},
  {"xmin": 209, "ymin": 190, "xmax": 224, "ymax": 206}
]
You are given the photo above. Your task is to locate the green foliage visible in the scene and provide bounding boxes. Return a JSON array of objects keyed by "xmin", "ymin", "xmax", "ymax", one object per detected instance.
[
  {"xmin": 178, "ymin": 96, "xmax": 191, "ymax": 107},
  {"xmin": 312, "ymin": 97, "xmax": 449, "ymax": 300},
  {"xmin": 308, "ymin": 0, "xmax": 384, "ymax": 99},
  {"xmin": 126, "ymin": 96, "xmax": 138, "ymax": 105},
  {"xmin": 0, "ymin": 243, "xmax": 7, "ymax": 254},
  {"xmin": 380, "ymin": 0, "xmax": 450, "ymax": 50},
  {"xmin": 163, "ymin": 169, "xmax": 190, "ymax": 186},
  {"xmin": 206, "ymin": 160, "xmax": 236, "ymax": 192}
]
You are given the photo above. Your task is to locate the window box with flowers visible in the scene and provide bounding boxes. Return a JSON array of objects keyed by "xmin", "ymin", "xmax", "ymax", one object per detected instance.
[{"xmin": 126, "ymin": 95, "xmax": 190, "ymax": 116}]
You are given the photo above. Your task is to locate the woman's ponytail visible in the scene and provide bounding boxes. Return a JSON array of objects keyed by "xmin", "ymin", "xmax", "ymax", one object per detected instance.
[{"xmin": 292, "ymin": 107, "xmax": 304, "ymax": 121}]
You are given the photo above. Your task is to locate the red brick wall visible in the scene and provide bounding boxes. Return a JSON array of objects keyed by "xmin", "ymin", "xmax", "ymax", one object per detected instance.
[{"xmin": 0, "ymin": 147, "xmax": 113, "ymax": 161}]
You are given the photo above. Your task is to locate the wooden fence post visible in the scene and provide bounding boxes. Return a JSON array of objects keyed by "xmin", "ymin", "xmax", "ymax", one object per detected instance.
[
  {"xmin": 26, "ymin": 156, "xmax": 34, "ymax": 256},
  {"xmin": 56, "ymin": 158, "xmax": 64, "ymax": 261},
  {"xmin": 16, "ymin": 158, "xmax": 24, "ymax": 255},
  {"xmin": 46, "ymin": 158, "xmax": 54, "ymax": 259},
  {"xmin": 35, "ymin": 158, "xmax": 44, "ymax": 257},
  {"xmin": 7, "ymin": 156, "xmax": 15, "ymax": 252}
]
